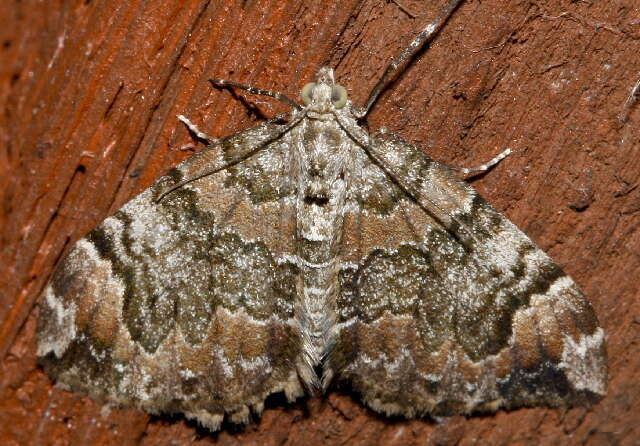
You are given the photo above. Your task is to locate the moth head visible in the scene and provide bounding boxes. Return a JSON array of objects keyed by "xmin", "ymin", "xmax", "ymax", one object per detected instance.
[{"xmin": 301, "ymin": 67, "xmax": 348, "ymax": 111}]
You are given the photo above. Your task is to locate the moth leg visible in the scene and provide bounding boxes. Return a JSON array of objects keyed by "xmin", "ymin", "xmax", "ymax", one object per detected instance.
[
  {"xmin": 376, "ymin": 126, "xmax": 511, "ymax": 177},
  {"xmin": 177, "ymin": 114, "xmax": 219, "ymax": 145},
  {"xmin": 448, "ymin": 148, "xmax": 512, "ymax": 177},
  {"xmin": 159, "ymin": 110, "xmax": 305, "ymax": 202},
  {"xmin": 211, "ymin": 78, "xmax": 302, "ymax": 110}
]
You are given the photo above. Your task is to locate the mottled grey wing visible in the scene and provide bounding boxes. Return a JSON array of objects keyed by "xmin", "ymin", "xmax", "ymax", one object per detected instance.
[
  {"xmin": 37, "ymin": 119, "xmax": 304, "ymax": 429},
  {"xmin": 330, "ymin": 135, "xmax": 606, "ymax": 417}
]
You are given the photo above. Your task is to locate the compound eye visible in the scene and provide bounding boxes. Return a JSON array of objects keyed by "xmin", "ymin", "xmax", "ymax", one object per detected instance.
[
  {"xmin": 331, "ymin": 85, "xmax": 348, "ymax": 108},
  {"xmin": 301, "ymin": 83, "xmax": 316, "ymax": 105}
]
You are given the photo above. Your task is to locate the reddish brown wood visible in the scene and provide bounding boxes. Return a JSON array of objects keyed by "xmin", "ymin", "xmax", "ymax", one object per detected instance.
[{"xmin": 1, "ymin": 0, "xmax": 638, "ymax": 444}]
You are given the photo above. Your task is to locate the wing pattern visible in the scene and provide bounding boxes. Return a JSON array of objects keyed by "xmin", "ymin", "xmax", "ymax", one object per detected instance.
[
  {"xmin": 38, "ymin": 118, "xmax": 306, "ymax": 429},
  {"xmin": 330, "ymin": 134, "xmax": 606, "ymax": 416}
]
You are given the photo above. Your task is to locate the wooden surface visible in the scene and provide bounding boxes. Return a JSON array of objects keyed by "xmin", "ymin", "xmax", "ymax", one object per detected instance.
[{"xmin": 1, "ymin": 0, "xmax": 639, "ymax": 444}]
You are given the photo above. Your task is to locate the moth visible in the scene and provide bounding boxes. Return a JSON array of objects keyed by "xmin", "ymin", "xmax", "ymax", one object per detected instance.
[{"xmin": 38, "ymin": 0, "xmax": 606, "ymax": 431}]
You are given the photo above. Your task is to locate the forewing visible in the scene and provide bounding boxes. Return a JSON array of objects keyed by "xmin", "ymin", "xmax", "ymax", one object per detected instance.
[
  {"xmin": 37, "ymin": 120, "xmax": 304, "ymax": 429},
  {"xmin": 331, "ymin": 135, "xmax": 607, "ymax": 417}
]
